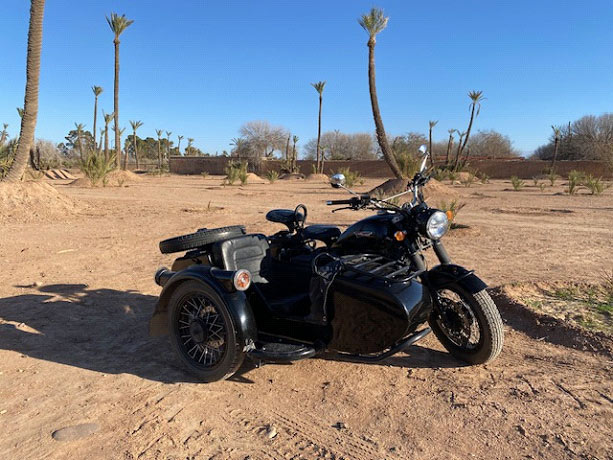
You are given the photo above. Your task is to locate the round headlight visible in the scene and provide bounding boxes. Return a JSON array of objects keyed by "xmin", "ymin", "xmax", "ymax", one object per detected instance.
[{"xmin": 426, "ymin": 210, "xmax": 449, "ymax": 239}]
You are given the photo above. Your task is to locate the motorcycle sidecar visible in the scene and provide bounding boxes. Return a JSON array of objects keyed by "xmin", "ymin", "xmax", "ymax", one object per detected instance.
[{"xmin": 151, "ymin": 226, "xmax": 432, "ymax": 382}]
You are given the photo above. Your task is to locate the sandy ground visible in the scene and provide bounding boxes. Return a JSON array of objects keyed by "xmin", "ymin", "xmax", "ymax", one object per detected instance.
[{"xmin": 0, "ymin": 174, "xmax": 612, "ymax": 460}]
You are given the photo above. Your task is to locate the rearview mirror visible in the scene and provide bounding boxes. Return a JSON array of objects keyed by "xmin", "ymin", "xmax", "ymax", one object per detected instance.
[
  {"xmin": 330, "ymin": 173, "xmax": 346, "ymax": 188},
  {"xmin": 418, "ymin": 145, "xmax": 429, "ymax": 173}
]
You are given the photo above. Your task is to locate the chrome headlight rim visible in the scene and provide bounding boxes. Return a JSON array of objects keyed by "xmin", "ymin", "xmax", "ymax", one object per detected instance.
[{"xmin": 426, "ymin": 210, "xmax": 450, "ymax": 239}]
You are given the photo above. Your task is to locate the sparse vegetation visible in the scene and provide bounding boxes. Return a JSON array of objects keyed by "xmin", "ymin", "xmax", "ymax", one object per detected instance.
[
  {"xmin": 547, "ymin": 170, "xmax": 557, "ymax": 186},
  {"xmin": 265, "ymin": 170, "xmax": 279, "ymax": 183},
  {"xmin": 224, "ymin": 161, "xmax": 247, "ymax": 185},
  {"xmin": 460, "ymin": 172, "xmax": 477, "ymax": 187},
  {"xmin": 566, "ymin": 170, "xmax": 584, "ymax": 195},
  {"xmin": 510, "ymin": 176, "xmax": 524, "ymax": 191},
  {"xmin": 336, "ymin": 167, "xmax": 363, "ymax": 187},
  {"xmin": 80, "ymin": 153, "xmax": 116, "ymax": 186},
  {"xmin": 539, "ymin": 183, "xmax": 546, "ymax": 192},
  {"xmin": 584, "ymin": 174, "xmax": 608, "ymax": 195},
  {"xmin": 477, "ymin": 171, "xmax": 489, "ymax": 184},
  {"xmin": 532, "ymin": 176, "xmax": 539, "ymax": 186},
  {"xmin": 200, "ymin": 171, "xmax": 209, "ymax": 179},
  {"xmin": 437, "ymin": 199, "xmax": 466, "ymax": 228}
]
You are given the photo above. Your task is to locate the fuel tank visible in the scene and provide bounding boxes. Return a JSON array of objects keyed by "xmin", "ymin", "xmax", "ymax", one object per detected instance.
[{"xmin": 332, "ymin": 212, "xmax": 399, "ymax": 255}]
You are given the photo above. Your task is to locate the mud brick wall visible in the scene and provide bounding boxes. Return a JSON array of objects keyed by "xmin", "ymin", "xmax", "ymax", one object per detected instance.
[{"xmin": 169, "ymin": 156, "xmax": 612, "ymax": 179}]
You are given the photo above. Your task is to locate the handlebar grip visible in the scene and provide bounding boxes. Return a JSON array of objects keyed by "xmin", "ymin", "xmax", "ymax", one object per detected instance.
[{"xmin": 326, "ymin": 198, "xmax": 356, "ymax": 206}]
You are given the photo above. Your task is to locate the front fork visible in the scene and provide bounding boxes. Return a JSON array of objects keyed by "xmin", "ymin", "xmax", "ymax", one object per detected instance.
[{"xmin": 409, "ymin": 239, "xmax": 451, "ymax": 271}]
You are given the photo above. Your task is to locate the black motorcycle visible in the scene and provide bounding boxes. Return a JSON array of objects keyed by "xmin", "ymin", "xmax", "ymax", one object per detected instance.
[{"xmin": 151, "ymin": 145, "xmax": 503, "ymax": 382}]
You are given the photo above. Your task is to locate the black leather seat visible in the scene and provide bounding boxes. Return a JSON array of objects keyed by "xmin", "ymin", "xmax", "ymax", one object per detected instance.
[
  {"xmin": 266, "ymin": 209, "xmax": 303, "ymax": 232},
  {"xmin": 301, "ymin": 225, "xmax": 341, "ymax": 246},
  {"xmin": 212, "ymin": 234, "xmax": 270, "ymax": 283}
]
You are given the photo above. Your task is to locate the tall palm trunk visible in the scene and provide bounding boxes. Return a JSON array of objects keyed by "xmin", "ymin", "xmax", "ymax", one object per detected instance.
[
  {"xmin": 366, "ymin": 39, "xmax": 402, "ymax": 179},
  {"xmin": 157, "ymin": 139, "xmax": 162, "ymax": 169},
  {"xmin": 113, "ymin": 37, "xmax": 121, "ymax": 169},
  {"xmin": 104, "ymin": 126, "xmax": 109, "ymax": 161},
  {"xmin": 453, "ymin": 133, "xmax": 465, "ymax": 171},
  {"xmin": 551, "ymin": 134, "xmax": 559, "ymax": 170},
  {"xmin": 458, "ymin": 105, "xmax": 476, "ymax": 169},
  {"xmin": 285, "ymin": 134, "xmax": 290, "ymax": 164},
  {"xmin": 4, "ymin": 0, "xmax": 46, "ymax": 183},
  {"xmin": 445, "ymin": 131, "xmax": 454, "ymax": 167},
  {"xmin": 316, "ymin": 94, "xmax": 322, "ymax": 173},
  {"xmin": 133, "ymin": 133, "xmax": 138, "ymax": 169},
  {"xmin": 93, "ymin": 97, "xmax": 99, "ymax": 151}
]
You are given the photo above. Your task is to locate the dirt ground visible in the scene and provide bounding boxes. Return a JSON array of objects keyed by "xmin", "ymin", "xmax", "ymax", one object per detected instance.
[{"xmin": 0, "ymin": 174, "xmax": 612, "ymax": 460}]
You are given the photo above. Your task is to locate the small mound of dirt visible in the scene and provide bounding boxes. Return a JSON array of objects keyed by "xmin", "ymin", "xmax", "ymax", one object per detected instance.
[
  {"xmin": 304, "ymin": 173, "xmax": 327, "ymax": 182},
  {"xmin": 44, "ymin": 169, "xmax": 75, "ymax": 180},
  {"xmin": 0, "ymin": 181, "xmax": 79, "ymax": 223},
  {"xmin": 368, "ymin": 178, "xmax": 458, "ymax": 202},
  {"xmin": 491, "ymin": 207, "xmax": 574, "ymax": 216},
  {"xmin": 278, "ymin": 172, "xmax": 305, "ymax": 181},
  {"xmin": 245, "ymin": 173, "xmax": 267, "ymax": 184},
  {"xmin": 68, "ymin": 170, "xmax": 142, "ymax": 188}
]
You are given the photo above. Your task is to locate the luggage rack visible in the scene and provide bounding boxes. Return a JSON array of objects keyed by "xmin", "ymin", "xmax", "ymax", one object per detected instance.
[{"xmin": 340, "ymin": 254, "xmax": 423, "ymax": 283}]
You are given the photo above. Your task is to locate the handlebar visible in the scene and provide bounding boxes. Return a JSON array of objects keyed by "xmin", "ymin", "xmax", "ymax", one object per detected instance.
[{"xmin": 326, "ymin": 198, "xmax": 359, "ymax": 206}]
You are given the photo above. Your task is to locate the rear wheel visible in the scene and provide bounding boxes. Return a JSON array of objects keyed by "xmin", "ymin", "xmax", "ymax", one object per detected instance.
[
  {"xmin": 429, "ymin": 283, "xmax": 503, "ymax": 364},
  {"xmin": 168, "ymin": 281, "xmax": 244, "ymax": 382},
  {"xmin": 159, "ymin": 226, "xmax": 246, "ymax": 254}
]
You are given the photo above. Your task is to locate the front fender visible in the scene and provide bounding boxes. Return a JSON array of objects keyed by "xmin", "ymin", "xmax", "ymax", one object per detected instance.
[
  {"xmin": 149, "ymin": 265, "xmax": 257, "ymax": 347},
  {"xmin": 424, "ymin": 264, "xmax": 487, "ymax": 294}
]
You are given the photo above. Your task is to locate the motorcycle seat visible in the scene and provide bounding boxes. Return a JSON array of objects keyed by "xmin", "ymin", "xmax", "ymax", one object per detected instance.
[
  {"xmin": 212, "ymin": 234, "xmax": 270, "ymax": 284},
  {"xmin": 266, "ymin": 209, "xmax": 304, "ymax": 232},
  {"xmin": 301, "ymin": 225, "xmax": 341, "ymax": 246}
]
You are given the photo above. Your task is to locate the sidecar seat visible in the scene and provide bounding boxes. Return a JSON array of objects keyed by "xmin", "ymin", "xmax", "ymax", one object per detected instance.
[{"xmin": 212, "ymin": 234, "xmax": 270, "ymax": 284}]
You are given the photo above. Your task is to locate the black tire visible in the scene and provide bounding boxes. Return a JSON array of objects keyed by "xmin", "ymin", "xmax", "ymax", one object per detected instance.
[
  {"xmin": 159, "ymin": 225, "xmax": 245, "ymax": 254},
  {"xmin": 168, "ymin": 280, "xmax": 245, "ymax": 382},
  {"xmin": 429, "ymin": 284, "xmax": 503, "ymax": 365}
]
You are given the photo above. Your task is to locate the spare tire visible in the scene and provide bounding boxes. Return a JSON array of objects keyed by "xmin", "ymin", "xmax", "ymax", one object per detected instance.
[{"xmin": 159, "ymin": 226, "xmax": 246, "ymax": 254}]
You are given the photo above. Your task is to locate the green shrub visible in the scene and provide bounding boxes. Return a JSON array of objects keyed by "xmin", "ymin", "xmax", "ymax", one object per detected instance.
[
  {"xmin": 547, "ymin": 170, "xmax": 557, "ymax": 186},
  {"xmin": 510, "ymin": 176, "xmax": 524, "ymax": 191},
  {"xmin": 437, "ymin": 199, "xmax": 466, "ymax": 228},
  {"xmin": 532, "ymin": 176, "xmax": 539, "ymax": 186},
  {"xmin": 431, "ymin": 167, "xmax": 448, "ymax": 182},
  {"xmin": 584, "ymin": 174, "xmax": 607, "ymax": 195},
  {"xmin": 447, "ymin": 170, "xmax": 458, "ymax": 183},
  {"xmin": 394, "ymin": 152, "xmax": 420, "ymax": 179},
  {"xmin": 80, "ymin": 153, "xmax": 116, "ymax": 186},
  {"xmin": 224, "ymin": 161, "xmax": 248, "ymax": 185},
  {"xmin": 539, "ymin": 183, "xmax": 546, "ymax": 192},
  {"xmin": 567, "ymin": 170, "xmax": 584, "ymax": 195},
  {"xmin": 200, "ymin": 170, "xmax": 209, "ymax": 179},
  {"xmin": 337, "ymin": 167, "xmax": 363, "ymax": 188},
  {"xmin": 265, "ymin": 170, "xmax": 279, "ymax": 183},
  {"xmin": 476, "ymin": 171, "xmax": 490, "ymax": 184}
]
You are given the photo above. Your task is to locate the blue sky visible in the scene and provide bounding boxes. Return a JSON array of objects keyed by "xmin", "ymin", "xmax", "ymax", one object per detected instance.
[{"xmin": 2, "ymin": 0, "xmax": 613, "ymax": 156}]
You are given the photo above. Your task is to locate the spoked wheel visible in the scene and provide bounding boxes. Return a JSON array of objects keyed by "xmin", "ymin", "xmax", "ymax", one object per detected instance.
[
  {"xmin": 168, "ymin": 281, "xmax": 244, "ymax": 382},
  {"xmin": 429, "ymin": 282, "xmax": 503, "ymax": 364}
]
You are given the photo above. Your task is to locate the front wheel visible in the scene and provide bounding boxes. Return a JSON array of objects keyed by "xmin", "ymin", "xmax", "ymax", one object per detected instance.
[{"xmin": 429, "ymin": 283, "xmax": 503, "ymax": 364}]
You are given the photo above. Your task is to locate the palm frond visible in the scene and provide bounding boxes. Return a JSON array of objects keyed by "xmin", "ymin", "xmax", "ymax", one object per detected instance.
[
  {"xmin": 106, "ymin": 12, "xmax": 134, "ymax": 37},
  {"xmin": 92, "ymin": 85, "xmax": 103, "ymax": 96},
  {"xmin": 311, "ymin": 81, "xmax": 326, "ymax": 94},
  {"xmin": 358, "ymin": 8, "xmax": 389, "ymax": 37}
]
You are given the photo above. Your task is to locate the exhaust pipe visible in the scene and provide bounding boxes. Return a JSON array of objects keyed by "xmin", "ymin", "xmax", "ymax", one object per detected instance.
[{"xmin": 155, "ymin": 267, "xmax": 175, "ymax": 287}]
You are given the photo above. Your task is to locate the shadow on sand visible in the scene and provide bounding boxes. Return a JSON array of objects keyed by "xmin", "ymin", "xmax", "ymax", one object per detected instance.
[{"xmin": 0, "ymin": 284, "xmax": 464, "ymax": 385}]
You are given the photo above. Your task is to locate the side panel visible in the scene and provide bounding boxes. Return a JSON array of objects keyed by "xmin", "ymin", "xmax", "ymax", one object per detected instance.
[
  {"xmin": 149, "ymin": 266, "xmax": 258, "ymax": 351},
  {"xmin": 327, "ymin": 277, "xmax": 432, "ymax": 354}
]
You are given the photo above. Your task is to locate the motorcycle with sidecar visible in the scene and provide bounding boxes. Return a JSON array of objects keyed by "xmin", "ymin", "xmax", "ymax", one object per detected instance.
[{"xmin": 150, "ymin": 145, "xmax": 504, "ymax": 382}]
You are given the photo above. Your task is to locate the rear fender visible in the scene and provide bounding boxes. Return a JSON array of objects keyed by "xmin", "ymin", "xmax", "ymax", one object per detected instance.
[
  {"xmin": 149, "ymin": 265, "xmax": 257, "ymax": 348},
  {"xmin": 425, "ymin": 264, "xmax": 487, "ymax": 294}
]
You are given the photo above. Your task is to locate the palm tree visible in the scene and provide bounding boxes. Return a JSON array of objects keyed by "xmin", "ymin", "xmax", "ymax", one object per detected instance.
[
  {"xmin": 0, "ymin": 124, "xmax": 8, "ymax": 147},
  {"xmin": 155, "ymin": 129, "xmax": 163, "ymax": 168},
  {"xmin": 311, "ymin": 81, "xmax": 326, "ymax": 173},
  {"xmin": 428, "ymin": 120, "xmax": 438, "ymax": 167},
  {"xmin": 186, "ymin": 138, "xmax": 194, "ymax": 156},
  {"xmin": 445, "ymin": 129, "xmax": 455, "ymax": 167},
  {"xmin": 16, "ymin": 107, "xmax": 24, "ymax": 119},
  {"xmin": 102, "ymin": 112, "xmax": 114, "ymax": 161},
  {"xmin": 113, "ymin": 125, "xmax": 126, "ymax": 168},
  {"xmin": 129, "ymin": 120, "xmax": 143, "ymax": 169},
  {"xmin": 453, "ymin": 131, "xmax": 466, "ymax": 170},
  {"xmin": 165, "ymin": 131, "xmax": 172, "ymax": 161},
  {"xmin": 358, "ymin": 8, "xmax": 402, "ymax": 179},
  {"xmin": 74, "ymin": 123, "xmax": 86, "ymax": 159},
  {"xmin": 457, "ymin": 90, "xmax": 485, "ymax": 169},
  {"xmin": 177, "ymin": 135, "xmax": 184, "ymax": 155},
  {"xmin": 551, "ymin": 125, "xmax": 561, "ymax": 170},
  {"xmin": 91, "ymin": 86, "xmax": 103, "ymax": 151},
  {"xmin": 3, "ymin": 2, "xmax": 45, "ymax": 182},
  {"xmin": 106, "ymin": 12, "xmax": 134, "ymax": 169},
  {"xmin": 292, "ymin": 135, "xmax": 298, "ymax": 173}
]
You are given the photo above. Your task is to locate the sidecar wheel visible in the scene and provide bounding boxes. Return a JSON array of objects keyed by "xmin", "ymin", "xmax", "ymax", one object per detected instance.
[
  {"xmin": 429, "ymin": 284, "xmax": 503, "ymax": 365},
  {"xmin": 168, "ymin": 281, "xmax": 244, "ymax": 382}
]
